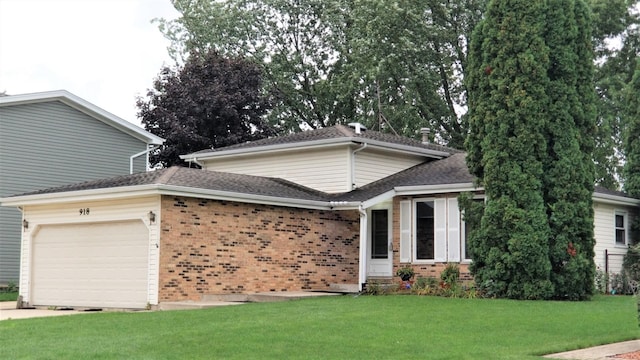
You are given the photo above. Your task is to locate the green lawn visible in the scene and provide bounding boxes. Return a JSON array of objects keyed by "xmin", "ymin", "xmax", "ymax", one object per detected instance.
[
  {"xmin": 0, "ymin": 295, "xmax": 638, "ymax": 359},
  {"xmin": 0, "ymin": 292, "xmax": 18, "ymax": 301}
]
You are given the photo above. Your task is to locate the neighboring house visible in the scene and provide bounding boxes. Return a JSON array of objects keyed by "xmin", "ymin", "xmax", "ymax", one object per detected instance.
[
  {"xmin": 0, "ymin": 90, "xmax": 164, "ymax": 284},
  {"xmin": 1, "ymin": 123, "xmax": 637, "ymax": 309}
]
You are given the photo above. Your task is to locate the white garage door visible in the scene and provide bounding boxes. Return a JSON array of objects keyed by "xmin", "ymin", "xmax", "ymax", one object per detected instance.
[{"xmin": 32, "ymin": 220, "xmax": 149, "ymax": 309}]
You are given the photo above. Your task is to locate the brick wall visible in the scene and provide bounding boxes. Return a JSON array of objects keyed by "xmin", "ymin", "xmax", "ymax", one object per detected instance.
[{"xmin": 158, "ymin": 196, "xmax": 360, "ymax": 301}]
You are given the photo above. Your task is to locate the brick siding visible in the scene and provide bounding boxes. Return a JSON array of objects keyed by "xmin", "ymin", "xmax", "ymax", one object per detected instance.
[{"xmin": 158, "ymin": 196, "xmax": 360, "ymax": 301}]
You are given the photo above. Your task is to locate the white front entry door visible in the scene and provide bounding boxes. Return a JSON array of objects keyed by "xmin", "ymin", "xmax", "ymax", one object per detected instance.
[{"xmin": 367, "ymin": 208, "xmax": 393, "ymax": 277}]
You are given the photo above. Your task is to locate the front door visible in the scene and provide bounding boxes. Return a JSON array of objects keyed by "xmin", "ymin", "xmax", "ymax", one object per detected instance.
[{"xmin": 367, "ymin": 208, "xmax": 393, "ymax": 277}]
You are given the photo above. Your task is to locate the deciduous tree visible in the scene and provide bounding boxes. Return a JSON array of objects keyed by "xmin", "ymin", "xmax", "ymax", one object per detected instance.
[{"xmin": 137, "ymin": 50, "xmax": 273, "ymax": 167}]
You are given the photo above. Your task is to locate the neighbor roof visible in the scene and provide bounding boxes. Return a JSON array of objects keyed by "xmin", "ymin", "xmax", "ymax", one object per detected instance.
[
  {"xmin": 0, "ymin": 90, "xmax": 164, "ymax": 145},
  {"xmin": 181, "ymin": 124, "xmax": 462, "ymax": 161}
]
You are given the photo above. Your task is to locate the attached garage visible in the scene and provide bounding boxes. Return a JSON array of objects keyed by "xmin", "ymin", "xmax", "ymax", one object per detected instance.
[
  {"xmin": 9, "ymin": 195, "xmax": 161, "ymax": 310},
  {"xmin": 31, "ymin": 220, "xmax": 149, "ymax": 309}
]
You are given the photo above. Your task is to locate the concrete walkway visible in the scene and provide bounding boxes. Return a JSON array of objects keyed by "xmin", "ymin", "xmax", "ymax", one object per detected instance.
[
  {"xmin": 0, "ymin": 301, "xmax": 88, "ymax": 321},
  {"xmin": 0, "ymin": 291, "xmax": 342, "ymax": 319},
  {"xmin": 543, "ymin": 340, "xmax": 640, "ymax": 360}
]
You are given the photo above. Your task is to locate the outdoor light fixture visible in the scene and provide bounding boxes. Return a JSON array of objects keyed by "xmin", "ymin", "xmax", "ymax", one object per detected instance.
[
  {"xmin": 23, "ymin": 219, "xmax": 28, "ymax": 230},
  {"xmin": 149, "ymin": 211, "xmax": 156, "ymax": 224}
]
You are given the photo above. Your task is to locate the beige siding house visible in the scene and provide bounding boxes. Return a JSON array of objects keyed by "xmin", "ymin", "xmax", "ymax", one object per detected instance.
[{"xmin": 1, "ymin": 123, "xmax": 638, "ymax": 309}]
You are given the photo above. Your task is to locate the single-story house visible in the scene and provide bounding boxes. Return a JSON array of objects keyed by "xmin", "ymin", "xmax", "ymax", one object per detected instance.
[
  {"xmin": 1, "ymin": 123, "xmax": 637, "ymax": 309},
  {"xmin": 0, "ymin": 90, "xmax": 164, "ymax": 285}
]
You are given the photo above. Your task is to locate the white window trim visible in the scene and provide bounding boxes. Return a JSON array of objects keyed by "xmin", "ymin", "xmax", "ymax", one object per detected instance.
[{"xmin": 614, "ymin": 210, "xmax": 628, "ymax": 247}]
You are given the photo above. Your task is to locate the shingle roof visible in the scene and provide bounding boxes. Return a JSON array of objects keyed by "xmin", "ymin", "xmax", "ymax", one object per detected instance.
[
  {"xmin": 594, "ymin": 186, "xmax": 639, "ymax": 199},
  {"xmin": 186, "ymin": 124, "xmax": 462, "ymax": 157},
  {"xmin": 14, "ymin": 167, "xmax": 329, "ymax": 202},
  {"xmin": 8, "ymin": 152, "xmax": 635, "ymax": 206},
  {"xmin": 332, "ymin": 153, "xmax": 474, "ymax": 202}
]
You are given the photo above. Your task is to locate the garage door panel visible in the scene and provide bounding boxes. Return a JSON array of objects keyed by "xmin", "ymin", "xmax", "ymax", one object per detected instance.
[{"xmin": 32, "ymin": 220, "xmax": 148, "ymax": 309}]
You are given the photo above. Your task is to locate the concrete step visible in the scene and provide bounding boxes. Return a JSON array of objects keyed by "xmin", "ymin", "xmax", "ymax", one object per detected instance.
[{"xmin": 329, "ymin": 283, "xmax": 360, "ymax": 293}]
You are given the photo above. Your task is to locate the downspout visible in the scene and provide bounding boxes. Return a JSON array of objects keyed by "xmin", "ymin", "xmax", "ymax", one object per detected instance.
[
  {"xmin": 130, "ymin": 145, "xmax": 157, "ymax": 174},
  {"xmin": 351, "ymin": 143, "xmax": 367, "ymax": 190},
  {"xmin": 358, "ymin": 203, "xmax": 368, "ymax": 291},
  {"xmin": 189, "ymin": 157, "xmax": 204, "ymax": 168}
]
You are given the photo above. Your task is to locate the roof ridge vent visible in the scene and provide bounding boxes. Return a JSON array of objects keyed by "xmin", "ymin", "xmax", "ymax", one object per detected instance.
[{"xmin": 347, "ymin": 122, "xmax": 367, "ymax": 134}]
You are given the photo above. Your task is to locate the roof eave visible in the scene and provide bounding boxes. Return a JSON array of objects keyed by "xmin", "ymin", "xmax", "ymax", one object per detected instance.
[
  {"xmin": 181, "ymin": 137, "xmax": 451, "ymax": 162},
  {"xmin": 593, "ymin": 192, "xmax": 640, "ymax": 207},
  {"xmin": 0, "ymin": 184, "xmax": 360, "ymax": 210},
  {"xmin": 394, "ymin": 183, "xmax": 480, "ymax": 196},
  {"xmin": 0, "ymin": 185, "xmax": 163, "ymax": 206}
]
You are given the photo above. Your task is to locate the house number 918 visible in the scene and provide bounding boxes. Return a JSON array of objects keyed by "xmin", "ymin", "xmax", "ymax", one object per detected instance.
[{"xmin": 79, "ymin": 208, "xmax": 90, "ymax": 215}]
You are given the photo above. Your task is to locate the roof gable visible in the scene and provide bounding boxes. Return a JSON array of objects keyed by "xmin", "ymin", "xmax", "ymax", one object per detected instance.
[{"xmin": 0, "ymin": 90, "xmax": 164, "ymax": 145}]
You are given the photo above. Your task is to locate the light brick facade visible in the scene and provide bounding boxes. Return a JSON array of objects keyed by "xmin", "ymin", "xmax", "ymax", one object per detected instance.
[{"xmin": 158, "ymin": 196, "xmax": 360, "ymax": 301}]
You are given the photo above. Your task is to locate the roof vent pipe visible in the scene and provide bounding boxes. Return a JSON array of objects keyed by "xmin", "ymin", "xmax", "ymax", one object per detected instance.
[
  {"xmin": 420, "ymin": 128, "xmax": 430, "ymax": 144},
  {"xmin": 348, "ymin": 122, "xmax": 367, "ymax": 134}
]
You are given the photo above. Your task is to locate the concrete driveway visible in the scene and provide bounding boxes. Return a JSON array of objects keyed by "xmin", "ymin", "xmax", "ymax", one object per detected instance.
[{"xmin": 0, "ymin": 301, "xmax": 87, "ymax": 321}]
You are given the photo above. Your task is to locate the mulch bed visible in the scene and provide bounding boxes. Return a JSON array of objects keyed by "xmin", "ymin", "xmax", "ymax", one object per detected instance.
[{"xmin": 612, "ymin": 351, "xmax": 640, "ymax": 359}]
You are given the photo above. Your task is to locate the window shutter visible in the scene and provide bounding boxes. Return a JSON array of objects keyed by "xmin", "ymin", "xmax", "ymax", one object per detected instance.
[
  {"xmin": 399, "ymin": 200, "xmax": 412, "ymax": 263},
  {"xmin": 434, "ymin": 198, "xmax": 447, "ymax": 262},
  {"xmin": 447, "ymin": 198, "xmax": 461, "ymax": 262}
]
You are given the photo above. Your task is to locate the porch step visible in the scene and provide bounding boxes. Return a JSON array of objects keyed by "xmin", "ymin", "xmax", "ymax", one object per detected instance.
[
  {"xmin": 365, "ymin": 277, "xmax": 398, "ymax": 292},
  {"xmin": 328, "ymin": 283, "xmax": 360, "ymax": 293}
]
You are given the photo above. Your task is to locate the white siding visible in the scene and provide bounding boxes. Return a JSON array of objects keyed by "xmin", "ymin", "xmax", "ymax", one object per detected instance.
[
  {"xmin": 203, "ymin": 147, "xmax": 351, "ymax": 193},
  {"xmin": 593, "ymin": 202, "xmax": 637, "ymax": 274},
  {"xmin": 354, "ymin": 149, "xmax": 424, "ymax": 188},
  {"xmin": 19, "ymin": 196, "xmax": 161, "ymax": 307}
]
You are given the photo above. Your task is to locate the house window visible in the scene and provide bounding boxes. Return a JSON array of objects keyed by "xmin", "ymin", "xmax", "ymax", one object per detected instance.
[
  {"xmin": 371, "ymin": 209, "xmax": 389, "ymax": 259},
  {"xmin": 415, "ymin": 201, "xmax": 435, "ymax": 260},
  {"xmin": 615, "ymin": 211, "xmax": 627, "ymax": 245}
]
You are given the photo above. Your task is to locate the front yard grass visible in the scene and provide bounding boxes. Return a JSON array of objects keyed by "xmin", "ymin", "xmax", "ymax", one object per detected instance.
[
  {"xmin": 0, "ymin": 291, "xmax": 18, "ymax": 301},
  {"xmin": 0, "ymin": 295, "xmax": 638, "ymax": 359}
]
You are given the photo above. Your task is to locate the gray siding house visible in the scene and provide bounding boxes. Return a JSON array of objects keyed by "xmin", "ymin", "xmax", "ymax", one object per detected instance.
[{"xmin": 0, "ymin": 90, "xmax": 163, "ymax": 284}]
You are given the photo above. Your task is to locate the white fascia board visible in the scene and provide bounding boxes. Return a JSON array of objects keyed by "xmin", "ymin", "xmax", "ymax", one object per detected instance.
[
  {"xmin": 359, "ymin": 139, "xmax": 451, "ymax": 158},
  {"xmin": 592, "ymin": 192, "xmax": 640, "ymax": 207},
  {"xmin": 0, "ymin": 90, "xmax": 164, "ymax": 145},
  {"xmin": 394, "ymin": 183, "xmax": 480, "ymax": 196},
  {"xmin": 181, "ymin": 137, "xmax": 451, "ymax": 162},
  {"xmin": 0, "ymin": 185, "xmax": 162, "ymax": 207},
  {"xmin": 360, "ymin": 190, "xmax": 396, "ymax": 209},
  {"xmin": 180, "ymin": 138, "xmax": 350, "ymax": 160},
  {"xmin": 157, "ymin": 185, "xmax": 340, "ymax": 210},
  {"xmin": 0, "ymin": 184, "xmax": 359, "ymax": 211}
]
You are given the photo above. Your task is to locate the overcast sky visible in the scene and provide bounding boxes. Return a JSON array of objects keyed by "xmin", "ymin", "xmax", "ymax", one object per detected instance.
[{"xmin": 0, "ymin": 0, "xmax": 180, "ymax": 127}]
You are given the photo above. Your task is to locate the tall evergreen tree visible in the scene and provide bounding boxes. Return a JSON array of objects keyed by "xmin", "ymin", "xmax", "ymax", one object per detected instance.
[
  {"xmin": 466, "ymin": 0, "xmax": 554, "ymax": 299},
  {"xmin": 544, "ymin": 0, "xmax": 596, "ymax": 300},
  {"xmin": 624, "ymin": 59, "xmax": 640, "ymax": 198}
]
